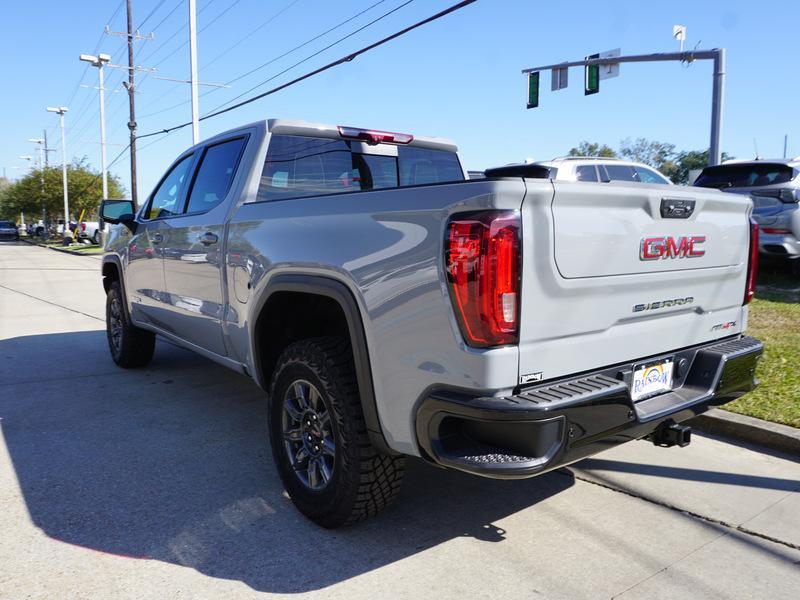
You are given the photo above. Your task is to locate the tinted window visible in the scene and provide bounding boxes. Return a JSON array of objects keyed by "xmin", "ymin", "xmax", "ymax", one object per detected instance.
[
  {"xmin": 257, "ymin": 135, "xmax": 464, "ymax": 202},
  {"xmin": 633, "ymin": 166, "xmax": 670, "ymax": 184},
  {"xmin": 398, "ymin": 146, "xmax": 463, "ymax": 186},
  {"xmin": 575, "ymin": 165, "xmax": 599, "ymax": 182},
  {"xmin": 603, "ymin": 164, "xmax": 636, "ymax": 182},
  {"xmin": 259, "ymin": 136, "xmax": 354, "ymax": 202},
  {"xmin": 0, "ymin": 221, "xmax": 14, "ymax": 227},
  {"xmin": 694, "ymin": 163, "xmax": 795, "ymax": 189},
  {"xmin": 147, "ymin": 154, "xmax": 194, "ymax": 219},
  {"xmin": 186, "ymin": 138, "xmax": 246, "ymax": 214}
]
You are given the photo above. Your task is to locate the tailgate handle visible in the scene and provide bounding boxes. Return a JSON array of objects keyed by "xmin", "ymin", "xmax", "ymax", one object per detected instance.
[{"xmin": 661, "ymin": 198, "xmax": 696, "ymax": 219}]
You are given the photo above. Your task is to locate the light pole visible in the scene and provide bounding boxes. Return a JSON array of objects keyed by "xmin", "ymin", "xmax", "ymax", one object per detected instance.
[
  {"xmin": 188, "ymin": 0, "xmax": 200, "ymax": 144},
  {"xmin": 47, "ymin": 106, "xmax": 70, "ymax": 242},
  {"xmin": 28, "ymin": 138, "xmax": 49, "ymax": 239},
  {"xmin": 79, "ymin": 53, "xmax": 111, "ymax": 199}
]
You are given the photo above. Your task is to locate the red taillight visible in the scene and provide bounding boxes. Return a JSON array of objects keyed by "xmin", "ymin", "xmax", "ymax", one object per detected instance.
[
  {"xmin": 744, "ymin": 218, "xmax": 759, "ymax": 305},
  {"xmin": 760, "ymin": 227, "xmax": 790, "ymax": 235},
  {"xmin": 337, "ymin": 125, "xmax": 413, "ymax": 145},
  {"xmin": 445, "ymin": 211, "xmax": 520, "ymax": 347},
  {"xmin": 81, "ymin": 223, "xmax": 86, "ymax": 231}
]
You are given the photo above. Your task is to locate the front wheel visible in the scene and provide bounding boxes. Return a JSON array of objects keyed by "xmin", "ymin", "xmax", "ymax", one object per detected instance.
[
  {"xmin": 268, "ymin": 337, "xmax": 405, "ymax": 528},
  {"xmin": 92, "ymin": 231, "xmax": 100, "ymax": 245},
  {"xmin": 106, "ymin": 281, "xmax": 155, "ymax": 368}
]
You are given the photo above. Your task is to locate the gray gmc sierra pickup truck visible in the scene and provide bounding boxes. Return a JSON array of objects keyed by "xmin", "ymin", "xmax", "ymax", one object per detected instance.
[{"xmin": 99, "ymin": 119, "xmax": 763, "ymax": 528}]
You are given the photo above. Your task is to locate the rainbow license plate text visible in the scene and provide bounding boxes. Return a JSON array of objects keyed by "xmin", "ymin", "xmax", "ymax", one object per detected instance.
[{"xmin": 631, "ymin": 359, "xmax": 674, "ymax": 401}]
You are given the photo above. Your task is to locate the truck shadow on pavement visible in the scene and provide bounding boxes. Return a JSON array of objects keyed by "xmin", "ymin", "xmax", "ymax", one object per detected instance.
[{"xmin": 0, "ymin": 330, "xmax": 573, "ymax": 594}]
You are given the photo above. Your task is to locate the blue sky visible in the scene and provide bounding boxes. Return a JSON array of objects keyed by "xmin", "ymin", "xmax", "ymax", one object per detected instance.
[{"xmin": 1, "ymin": 0, "xmax": 797, "ymax": 196}]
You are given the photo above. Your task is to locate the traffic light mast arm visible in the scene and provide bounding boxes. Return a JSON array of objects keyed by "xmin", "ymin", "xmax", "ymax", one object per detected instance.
[
  {"xmin": 521, "ymin": 48, "xmax": 725, "ymax": 166},
  {"xmin": 521, "ymin": 49, "xmax": 723, "ymax": 73}
]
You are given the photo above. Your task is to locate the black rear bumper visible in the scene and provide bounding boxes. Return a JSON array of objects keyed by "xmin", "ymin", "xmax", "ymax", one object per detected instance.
[{"xmin": 415, "ymin": 335, "xmax": 763, "ymax": 479}]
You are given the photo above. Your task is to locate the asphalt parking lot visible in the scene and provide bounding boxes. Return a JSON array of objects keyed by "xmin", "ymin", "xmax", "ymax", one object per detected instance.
[{"xmin": 1, "ymin": 242, "xmax": 799, "ymax": 599}]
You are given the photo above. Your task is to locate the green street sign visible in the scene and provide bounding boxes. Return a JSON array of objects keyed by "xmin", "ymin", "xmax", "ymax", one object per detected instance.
[
  {"xmin": 585, "ymin": 54, "xmax": 599, "ymax": 95},
  {"xmin": 527, "ymin": 71, "xmax": 540, "ymax": 108}
]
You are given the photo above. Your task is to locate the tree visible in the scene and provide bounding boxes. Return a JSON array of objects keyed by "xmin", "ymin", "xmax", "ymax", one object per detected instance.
[
  {"xmin": 564, "ymin": 138, "xmax": 734, "ymax": 185},
  {"xmin": 568, "ymin": 141, "xmax": 617, "ymax": 158},
  {"xmin": 619, "ymin": 137, "xmax": 676, "ymax": 172},
  {"xmin": 665, "ymin": 150, "xmax": 733, "ymax": 185},
  {"xmin": 0, "ymin": 160, "xmax": 124, "ymax": 222}
]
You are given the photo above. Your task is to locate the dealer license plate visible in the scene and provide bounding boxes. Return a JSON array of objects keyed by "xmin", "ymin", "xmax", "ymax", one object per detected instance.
[{"xmin": 631, "ymin": 358, "xmax": 674, "ymax": 401}]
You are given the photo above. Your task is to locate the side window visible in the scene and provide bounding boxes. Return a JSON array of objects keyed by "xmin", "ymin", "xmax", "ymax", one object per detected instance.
[
  {"xmin": 185, "ymin": 138, "xmax": 247, "ymax": 214},
  {"xmin": 603, "ymin": 164, "xmax": 637, "ymax": 182},
  {"xmin": 146, "ymin": 154, "xmax": 194, "ymax": 220},
  {"xmin": 575, "ymin": 165, "xmax": 599, "ymax": 182},
  {"xmin": 633, "ymin": 166, "xmax": 670, "ymax": 184}
]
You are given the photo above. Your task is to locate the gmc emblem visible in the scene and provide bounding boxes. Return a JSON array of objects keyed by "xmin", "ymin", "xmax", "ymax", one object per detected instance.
[{"xmin": 640, "ymin": 235, "xmax": 706, "ymax": 260}]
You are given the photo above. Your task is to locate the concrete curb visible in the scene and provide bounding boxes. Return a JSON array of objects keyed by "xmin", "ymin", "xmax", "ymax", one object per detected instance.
[
  {"xmin": 690, "ymin": 408, "xmax": 800, "ymax": 457},
  {"xmin": 20, "ymin": 237, "xmax": 101, "ymax": 257}
]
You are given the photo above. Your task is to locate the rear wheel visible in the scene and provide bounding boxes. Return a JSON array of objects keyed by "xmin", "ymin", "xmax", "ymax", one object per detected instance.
[
  {"xmin": 106, "ymin": 281, "xmax": 155, "ymax": 368},
  {"xmin": 268, "ymin": 337, "xmax": 405, "ymax": 528}
]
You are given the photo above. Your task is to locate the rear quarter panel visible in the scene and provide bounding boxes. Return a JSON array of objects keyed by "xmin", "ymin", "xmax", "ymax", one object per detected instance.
[{"xmin": 225, "ymin": 179, "xmax": 527, "ymax": 455}]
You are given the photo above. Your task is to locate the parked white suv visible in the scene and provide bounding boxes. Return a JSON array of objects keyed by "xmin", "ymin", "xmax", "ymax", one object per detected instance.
[{"xmin": 535, "ymin": 156, "xmax": 673, "ymax": 185}]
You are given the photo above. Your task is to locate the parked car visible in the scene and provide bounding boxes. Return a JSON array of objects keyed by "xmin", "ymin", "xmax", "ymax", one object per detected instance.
[
  {"xmin": 532, "ymin": 156, "xmax": 673, "ymax": 185},
  {"xmin": 0, "ymin": 220, "xmax": 20, "ymax": 241},
  {"xmin": 693, "ymin": 159, "xmax": 800, "ymax": 267},
  {"xmin": 99, "ymin": 119, "xmax": 762, "ymax": 528},
  {"xmin": 77, "ymin": 221, "xmax": 102, "ymax": 244}
]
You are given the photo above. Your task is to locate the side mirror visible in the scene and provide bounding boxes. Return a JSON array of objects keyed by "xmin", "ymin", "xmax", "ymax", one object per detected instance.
[{"xmin": 100, "ymin": 199, "xmax": 137, "ymax": 232}]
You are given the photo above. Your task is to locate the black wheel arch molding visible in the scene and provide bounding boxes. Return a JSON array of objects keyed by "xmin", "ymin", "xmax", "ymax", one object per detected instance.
[
  {"xmin": 249, "ymin": 272, "xmax": 394, "ymax": 455},
  {"xmin": 101, "ymin": 254, "xmax": 129, "ymax": 309}
]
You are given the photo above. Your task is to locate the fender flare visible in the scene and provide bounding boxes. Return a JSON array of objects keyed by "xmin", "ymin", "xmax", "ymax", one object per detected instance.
[
  {"xmin": 101, "ymin": 254, "xmax": 133, "ymax": 318},
  {"xmin": 250, "ymin": 273, "xmax": 393, "ymax": 454}
]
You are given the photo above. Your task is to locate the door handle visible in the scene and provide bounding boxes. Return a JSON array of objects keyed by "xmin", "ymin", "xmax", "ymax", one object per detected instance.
[
  {"xmin": 151, "ymin": 232, "xmax": 164, "ymax": 244},
  {"xmin": 200, "ymin": 232, "xmax": 218, "ymax": 246}
]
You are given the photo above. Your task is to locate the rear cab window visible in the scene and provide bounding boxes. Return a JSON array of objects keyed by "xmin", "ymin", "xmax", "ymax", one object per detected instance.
[
  {"xmin": 257, "ymin": 134, "xmax": 464, "ymax": 202},
  {"xmin": 695, "ymin": 163, "xmax": 796, "ymax": 189}
]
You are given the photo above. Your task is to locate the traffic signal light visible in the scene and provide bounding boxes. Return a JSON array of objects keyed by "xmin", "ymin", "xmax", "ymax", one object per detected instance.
[
  {"xmin": 585, "ymin": 54, "xmax": 599, "ymax": 95},
  {"xmin": 527, "ymin": 71, "xmax": 540, "ymax": 109}
]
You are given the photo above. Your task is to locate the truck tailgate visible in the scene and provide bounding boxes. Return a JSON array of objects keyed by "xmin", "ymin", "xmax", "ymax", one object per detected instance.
[{"xmin": 517, "ymin": 180, "xmax": 752, "ymax": 385}]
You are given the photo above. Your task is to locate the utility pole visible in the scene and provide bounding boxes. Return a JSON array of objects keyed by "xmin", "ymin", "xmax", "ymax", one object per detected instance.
[
  {"xmin": 27, "ymin": 139, "xmax": 48, "ymax": 239},
  {"xmin": 126, "ymin": 0, "xmax": 138, "ymax": 207},
  {"xmin": 522, "ymin": 49, "xmax": 727, "ymax": 166},
  {"xmin": 105, "ymin": 1, "xmax": 154, "ymax": 209},
  {"xmin": 79, "ymin": 53, "xmax": 111, "ymax": 199},
  {"xmin": 188, "ymin": 0, "xmax": 200, "ymax": 144},
  {"xmin": 42, "ymin": 129, "xmax": 56, "ymax": 167},
  {"xmin": 47, "ymin": 107, "xmax": 70, "ymax": 242}
]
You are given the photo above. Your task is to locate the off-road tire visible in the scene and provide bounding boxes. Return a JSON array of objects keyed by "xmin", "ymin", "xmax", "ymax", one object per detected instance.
[
  {"xmin": 106, "ymin": 281, "xmax": 155, "ymax": 368},
  {"xmin": 268, "ymin": 337, "xmax": 405, "ymax": 528}
]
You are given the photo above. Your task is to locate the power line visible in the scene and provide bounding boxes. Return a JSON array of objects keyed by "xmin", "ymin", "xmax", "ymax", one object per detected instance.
[
  {"xmin": 147, "ymin": 0, "xmax": 183, "ymax": 34},
  {"xmin": 136, "ymin": 0, "xmax": 168, "ymax": 30},
  {"xmin": 204, "ymin": 0, "xmax": 416, "ymax": 115},
  {"xmin": 136, "ymin": 0, "xmax": 213, "ymax": 66},
  {"xmin": 61, "ymin": 1, "xmax": 125, "ymax": 109},
  {"xmin": 138, "ymin": 0, "xmax": 389, "ymax": 119},
  {"xmin": 201, "ymin": 0, "xmax": 304, "ymax": 71},
  {"xmin": 138, "ymin": 0, "xmax": 478, "ymax": 140}
]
